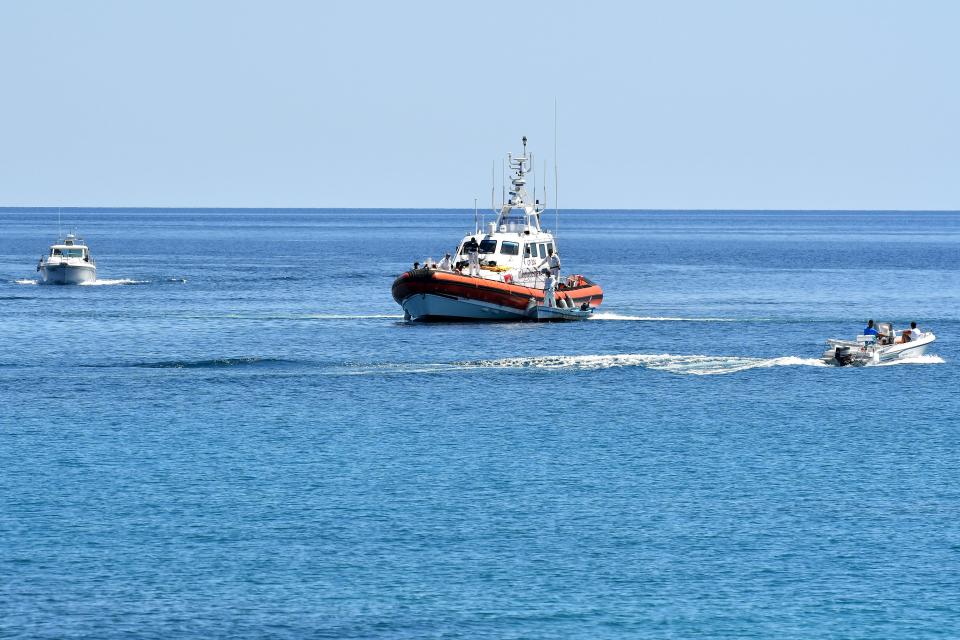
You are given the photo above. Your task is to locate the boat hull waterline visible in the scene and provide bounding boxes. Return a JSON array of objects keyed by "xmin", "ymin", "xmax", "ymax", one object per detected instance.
[
  {"xmin": 39, "ymin": 262, "xmax": 97, "ymax": 285},
  {"xmin": 392, "ymin": 270, "xmax": 603, "ymax": 322}
]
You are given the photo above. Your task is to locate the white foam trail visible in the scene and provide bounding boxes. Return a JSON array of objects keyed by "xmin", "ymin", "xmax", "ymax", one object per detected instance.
[
  {"xmin": 78, "ymin": 278, "xmax": 148, "ymax": 286},
  {"xmin": 303, "ymin": 314, "xmax": 405, "ymax": 320},
  {"xmin": 323, "ymin": 352, "xmax": 945, "ymax": 378},
  {"xmin": 590, "ymin": 312, "xmax": 737, "ymax": 322},
  {"xmin": 14, "ymin": 279, "xmax": 38, "ymax": 285},
  {"xmin": 871, "ymin": 354, "xmax": 945, "ymax": 367},
  {"xmin": 454, "ymin": 353, "xmax": 828, "ymax": 376}
]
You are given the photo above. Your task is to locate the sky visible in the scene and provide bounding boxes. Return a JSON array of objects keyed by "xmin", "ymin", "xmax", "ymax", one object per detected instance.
[{"xmin": 0, "ymin": 1, "xmax": 957, "ymax": 210}]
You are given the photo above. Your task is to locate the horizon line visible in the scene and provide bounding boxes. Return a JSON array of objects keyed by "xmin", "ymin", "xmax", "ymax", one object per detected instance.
[{"xmin": 2, "ymin": 206, "xmax": 959, "ymax": 213}]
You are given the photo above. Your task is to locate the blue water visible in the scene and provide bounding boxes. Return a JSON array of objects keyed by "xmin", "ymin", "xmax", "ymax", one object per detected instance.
[{"xmin": 2, "ymin": 209, "xmax": 958, "ymax": 638}]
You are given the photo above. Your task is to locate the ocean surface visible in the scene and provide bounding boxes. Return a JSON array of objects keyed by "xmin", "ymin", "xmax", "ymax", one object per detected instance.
[{"xmin": 1, "ymin": 208, "xmax": 958, "ymax": 638}]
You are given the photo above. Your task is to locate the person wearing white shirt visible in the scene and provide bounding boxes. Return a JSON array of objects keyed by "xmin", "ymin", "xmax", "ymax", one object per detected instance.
[
  {"xmin": 539, "ymin": 250, "xmax": 561, "ymax": 278},
  {"xmin": 907, "ymin": 321, "xmax": 923, "ymax": 341},
  {"xmin": 438, "ymin": 252, "xmax": 453, "ymax": 271},
  {"xmin": 543, "ymin": 271, "xmax": 556, "ymax": 308}
]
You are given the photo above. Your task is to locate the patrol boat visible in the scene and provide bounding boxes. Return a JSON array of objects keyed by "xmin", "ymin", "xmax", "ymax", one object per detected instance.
[
  {"xmin": 37, "ymin": 233, "xmax": 97, "ymax": 284},
  {"xmin": 822, "ymin": 322, "xmax": 937, "ymax": 366},
  {"xmin": 391, "ymin": 137, "xmax": 603, "ymax": 321}
]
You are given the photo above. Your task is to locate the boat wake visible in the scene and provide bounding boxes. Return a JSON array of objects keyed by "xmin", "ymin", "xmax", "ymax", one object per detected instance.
[
  {"xmin": 324, "ymin": 354, "xmax": 829, "ymax": 376},
  {"xmin": 214, "ymin": 313, "xmax": 405, "ymax": 320},
  {"xmin": 871, "ymin": 354, "xmax": 945, "ymax": 367},
  {"xmin": 455, "ymin": 352, "xmax": 944, "ymax": 374},
  {"xmin": 454, "ymin": 353, "xmax": 827, "ymax": 375},
  {"xmin": 14, "ymin": 277, "xmax": 151, "ymax": 286},
  {"xmin": 79, "ymin": 278, "xmax": 149, "ymax": 286},
  {"xmin": 75, "ymin": 352, "xmax": 945, "ymax": 375},
  {"xmin": 87, "ymin": 357, "xmax": 295, "ymax": 369},
  {"xmin": 590, "ymin": 312, "xmax": 738, "ymax": 322},
  {"xmin": 302, "ymin": 313, "xmax": 405, "ymax": 320}
]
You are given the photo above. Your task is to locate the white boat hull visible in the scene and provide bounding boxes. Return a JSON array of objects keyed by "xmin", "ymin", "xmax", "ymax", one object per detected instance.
[
  {"xmin": 401, "ymin": 292, "xmax": 528, "ymax": 321},
  {"xmin": 39, "ymin": 262, "xmax": 96, "ymax": 285}
]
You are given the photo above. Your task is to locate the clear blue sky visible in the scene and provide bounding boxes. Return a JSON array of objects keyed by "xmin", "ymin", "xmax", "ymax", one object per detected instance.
[{"xmin": 1, "ymin": 1, "xmax": 957, "ymax": 209}]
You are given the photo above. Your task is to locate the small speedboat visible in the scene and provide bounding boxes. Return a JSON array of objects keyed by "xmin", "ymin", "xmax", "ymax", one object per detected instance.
[
  {"xmin": 822, "ymin": 322, "xmax": 936, "ymax": 366},
  {"xmin": 37, "ymin": 233, "xmax": 96, "ymax": 284}
]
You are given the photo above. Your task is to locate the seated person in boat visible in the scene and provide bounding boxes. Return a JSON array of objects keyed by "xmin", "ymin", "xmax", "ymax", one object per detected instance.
[
  {"xmin": 897, "ymin": 321, "xmax": 923, "ymax": 343},
  {"xmin": 909, "ymin": 321, "xmax": 923, "ymax": 339},
  {"xmin": 863, "ymin": 320, "xmax": 879, "ymax": 338}
]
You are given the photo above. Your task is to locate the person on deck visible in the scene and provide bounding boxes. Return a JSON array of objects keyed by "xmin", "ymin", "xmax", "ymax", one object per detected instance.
[
  {"xmin": 863, "ymin": 319, "xmax": 878, "ymax": 337},
  {"xmin": 539, "ymin": 250, "xmax": 561, "ymax": 278},
  {"xmin": 464, "ymin": 238, "xmax": 480, "ymax": 277},
  {"xmin": 543, "ymin": 270, "xmax": 556, "ymax": 308},
  {"xmin": 438, "ymin": 252, "xmax": 453, "ymax": 271}
]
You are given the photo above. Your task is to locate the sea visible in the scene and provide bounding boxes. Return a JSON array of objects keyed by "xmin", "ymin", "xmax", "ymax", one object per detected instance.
[{"xmin": 1, "ymin": 208, "xmax": 958, "ymax": 638}]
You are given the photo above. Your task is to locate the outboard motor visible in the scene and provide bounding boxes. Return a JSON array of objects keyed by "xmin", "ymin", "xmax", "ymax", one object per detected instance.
[{"xmin": 834, "ymin": 345, "xmax": 854, "ymax": 366}]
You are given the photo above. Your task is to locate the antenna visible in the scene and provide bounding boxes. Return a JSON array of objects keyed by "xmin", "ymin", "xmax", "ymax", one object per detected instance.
[
  {"xmin": 491, "ymin": 161, "xmax": 496, "ymax": 213},
  {"xmin": 58, "ymin": 206, "xmax": 62, "ymax": 240},
  {"xmin": 501, "ymin": 158, "xmax": 506, "ymax": 205},
  {"xmin": 543, "ymin": 159, "xmax": 547, "ymax": 210},
  {"xmin": 532, "ymin": 152, "xmax": 536, "ymax": 207},
  {"xmin": 474, "ymin": 197, "xmax": 479, "ymax": 234},
  {"xmin": 554, "ymin": 99, "xmax": 559, "ymax": 238}
]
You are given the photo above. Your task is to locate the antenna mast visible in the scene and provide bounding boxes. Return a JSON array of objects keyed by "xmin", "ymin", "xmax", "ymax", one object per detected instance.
[
  {"xmin": 491, "ymin": 161, "xmax": 496, "ymax": 213},
  {"xmin": 501, "ymin": 158, "xmax": 506, "ymax": 206},
  {"xmin": 554, "ymin": 99, "xmax": 559, "ymax": 237},
  {"xmin": 474, "ymin": 198, "xmax": 478, "ymax": 234},
  {"xmin": 543, "ymin": 160, "xmax": 547, "ymax": 210}
]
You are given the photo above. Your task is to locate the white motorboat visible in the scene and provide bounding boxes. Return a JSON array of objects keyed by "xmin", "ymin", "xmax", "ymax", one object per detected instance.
[
  {"xmin": 822, "ymin": 322, "xmax": 936, "ymax": 366},
  {"xmin": 391, "ymin": 137, "xmax": 603, "ymax": 321},
  {"xmin": 37, "ymin": 233, "xmax": 97, "ymax": 284}
]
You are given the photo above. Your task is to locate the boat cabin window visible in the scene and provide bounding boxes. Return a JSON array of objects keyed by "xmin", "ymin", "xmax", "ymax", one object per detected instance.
[
  {"xmin": 538, "ymin": 243, "xmax": 547, "ymax": 257},
  {"xmin": 478, "ymin": 239, "xmax": 497, "ymax": 254},
  {"xmin": 63, "ymin": 249, "xmax": 84, "ymax": 258},
  {"xmin": 526, "ymin": 243, "xmax": 538, "ymax": 258},
  {"xmin": 52, "ymin": 248, "xmax": 61, "ymax": 256},
  {"xmin": 500, "ymin": 241, "xmax": 519, "ymax": 256},
  {"xmin": 546, "ymin": 243, "xmax": 554, "ymax": 256}
]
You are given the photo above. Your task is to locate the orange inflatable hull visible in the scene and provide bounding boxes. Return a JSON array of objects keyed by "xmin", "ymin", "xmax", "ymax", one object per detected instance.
[{"xmin": 392, "ymin": 269, "xmax": 603, "ymax": 320}]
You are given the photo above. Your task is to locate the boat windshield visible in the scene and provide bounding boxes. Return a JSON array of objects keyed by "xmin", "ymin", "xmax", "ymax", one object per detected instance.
[
  {"xmin": 478, "ymin": 239, "xmax": 497, "ymax": 254},
  {"xmin": 56, "ymin": 248, "xmax": 85, "ymax": 258}
]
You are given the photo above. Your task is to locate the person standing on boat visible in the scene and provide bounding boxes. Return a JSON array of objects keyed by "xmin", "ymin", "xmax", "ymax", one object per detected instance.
[
  {"xmin": 464, "ymin": 238, "xmax": 480, "ymax": 277},
  {"xmin": 438, "ymin": 252, "xmax": 453, "ymax": 271},
  {"xmin": 539, "ymin": 250, "xmax": 561, "ymax": 279},
  {"xmin": 863, "ymin": 319, "xmax": 878, "ymax": 337},
  {"xmin": 543, "ymin": 270, "xmax": 556, "ymax": 308}
]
